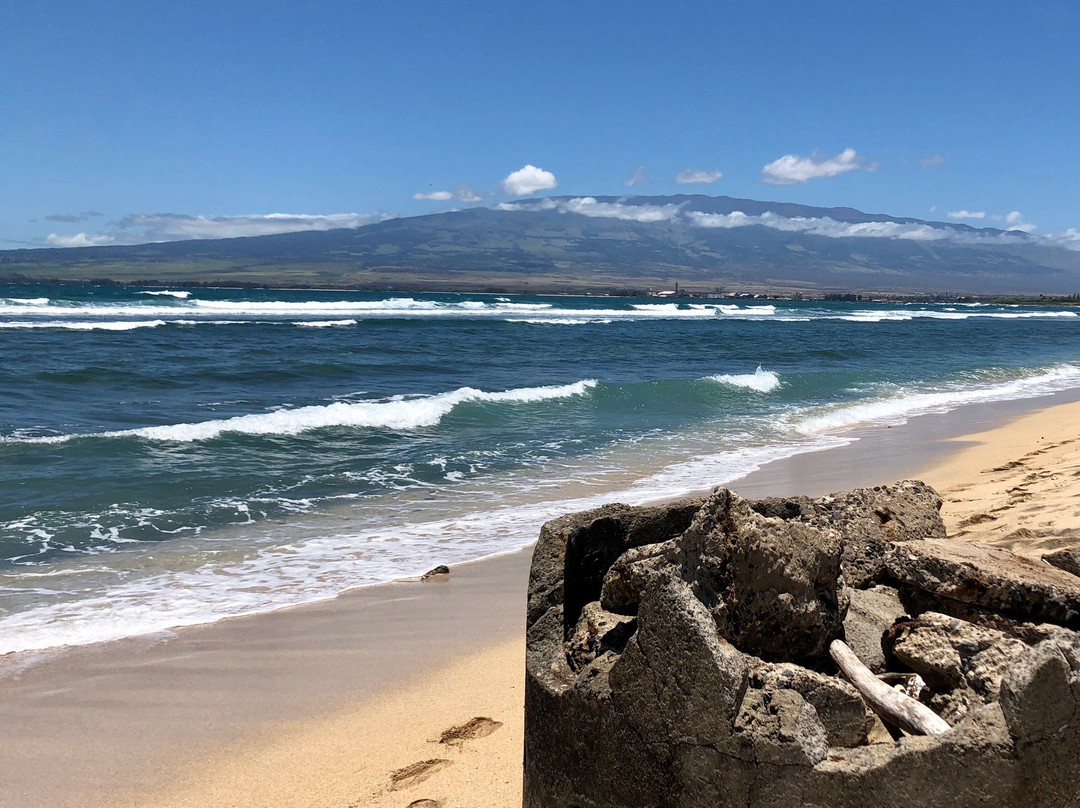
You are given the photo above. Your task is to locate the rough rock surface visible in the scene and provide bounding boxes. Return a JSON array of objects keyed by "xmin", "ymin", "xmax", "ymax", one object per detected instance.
[
  {"xmin": 844, "ymin": 585, "xmax": 907, "ymax": 673},
  {"xmin": 524, "ymin": 481, "xmax": 1080, "ymax": 808},
  {"xmin": 887, "ymin": 538, "xmax": 1080, "ymax": 628},
  {"xmin": 1044, "ymin": 548, "xmax": 1080, "ymax": 579},
  {"xmin": 752, "ymin": 479, "xmax": 946, "ymax": 587},
  {"xmin": 888, "ymin": 612, "xmax": 1029, "ymax": 723}
]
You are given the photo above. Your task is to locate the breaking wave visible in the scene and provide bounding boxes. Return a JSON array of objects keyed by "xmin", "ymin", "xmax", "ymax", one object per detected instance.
[
  {"xmin": 4, "ymin": 380, "xmax": 598, "ymax": 444},
  {"xmin": 706, "ymin": 366, "xmax": 781, "ymax": 393}
]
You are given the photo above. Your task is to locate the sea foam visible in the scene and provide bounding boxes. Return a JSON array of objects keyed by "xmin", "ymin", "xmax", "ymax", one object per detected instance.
[
  {"xmin": 706, "ymin": 366, "xmax": 781, "ymax": 393},
  {"xmin": 0, "ymin": 320, "xmax": 167, "ymax": 331},
  {"xmin": 794, "ymin": 364, "xmax": 1080, "ymax": 434},
  {"xmin": 139, "ymin": 290, "xmax": 191, "ymax": 299},
  {"xmin": 4, "ymin": 380, "xmax": 598, "ymax": 444}
]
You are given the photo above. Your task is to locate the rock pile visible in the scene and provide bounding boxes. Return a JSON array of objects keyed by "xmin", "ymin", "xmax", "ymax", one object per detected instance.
[{"xmin": 524, "ymin": 481, "xmax": 1080, "ymax": 808}]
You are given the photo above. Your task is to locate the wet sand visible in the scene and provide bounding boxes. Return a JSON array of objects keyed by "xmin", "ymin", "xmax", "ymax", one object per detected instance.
[{"xmin": 2, "ymin": 391, "xmax": 1079, "ymax": 808}]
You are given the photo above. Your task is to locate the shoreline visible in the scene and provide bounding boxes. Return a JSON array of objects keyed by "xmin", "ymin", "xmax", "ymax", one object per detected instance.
[
  {"xmin": 0, "ymin": 277, "xmax": 1054, "ymax": 304},
  {"xmin": 2, "ymin": 390, "xmax": 1080, "ymax": 806}
]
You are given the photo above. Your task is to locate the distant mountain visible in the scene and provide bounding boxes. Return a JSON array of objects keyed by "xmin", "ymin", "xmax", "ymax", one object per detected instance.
[{"xmin": 3, "ymin": 195, "xmax": 1079, "ymax": 295}]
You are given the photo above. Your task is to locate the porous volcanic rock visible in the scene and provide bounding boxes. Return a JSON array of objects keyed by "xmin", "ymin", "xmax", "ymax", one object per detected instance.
[
  {"xmin": 524, "ymin": 481, "xmax": 1080, "ymax": 808},
  {"xmin": 843, "ymin": 585, "xmax": 907, "ymax": 673},
  {"xmin": 1044, "ymin": 548, "xmax": 1080, "ymax": 579}
]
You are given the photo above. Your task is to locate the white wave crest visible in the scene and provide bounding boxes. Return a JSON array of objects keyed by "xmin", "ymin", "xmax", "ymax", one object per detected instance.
[
  {"xmin": 507, "ymin": 318, "xmax": 615, "ymax": 325},
  {"xmin": 0, "ymin": 320, "xmax": 167, "ymax": 331},
  {"xmin": 0, "ymin": 431, "xmax": 846, "ymax": 656},
  {"xmin": 6, "ymin": 380, "xmax": 598, "ymax": 444},
  {"xmin": 139, "ymin": 290, "xmax": 191, "ymax": 299},
  {"xmin": 794, "ymin": 364, "xmax": 1080, "ymax": 434},
  {"xmin": 707, "ymin": 366, "xmax": 781, "ymax": 393},
  {"xmin": 295, "ymin": 319, "xmax": 358, "ymax": 328},
  {"xmin": 1, "ymin": 297, "xmax": 50, "ymax": 306}
]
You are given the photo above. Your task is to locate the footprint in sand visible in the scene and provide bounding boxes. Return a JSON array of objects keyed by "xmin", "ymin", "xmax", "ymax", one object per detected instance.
[
  {"xmin": 959, "ymin": 513, "xmax": 997, "ymax": 528},
  {"xmin": 438, "ymin": 716, "xmax": 503, "ymax": 746},
  {"xmin": 989, "ymin": 459, "xmax": 1026, "ymax": 472},
  {"xmin": 389, "ymin": 759, "xmax": 452, "ymax": 791},
  {"xmin": 407, "ymin": 800, "xmax": 442, "ymax": 808}
]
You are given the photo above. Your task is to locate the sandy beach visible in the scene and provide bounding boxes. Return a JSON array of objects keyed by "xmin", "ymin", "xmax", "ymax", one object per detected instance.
[{"xmin": 3, "ymin": 393, "xmax": 1080, "ymax": 808}]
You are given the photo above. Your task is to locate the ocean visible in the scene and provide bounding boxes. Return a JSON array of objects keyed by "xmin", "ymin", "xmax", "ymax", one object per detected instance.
[{"xmin": 2, "ymin": 284, "xmax": 1080, "ymax": 657}]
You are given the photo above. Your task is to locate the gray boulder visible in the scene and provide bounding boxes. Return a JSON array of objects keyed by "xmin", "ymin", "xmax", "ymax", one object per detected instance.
[
  {"xmin": 843, "ymin": 585, "xmax": 907, "ymax": 672},
  {"xmin": 524, "ymin": 482, "xmax": 1080, "ymax": 808},
  {"xmin": 753, "ymin": 480, "xmax": 946, "ymax": 587},
  {"xmin": 1044, "ymin": 548, "xmax": 1080, "ymax": 579},
  {"xmin": 887, "ymin": 538, "xmax": 1080, "ymax": 627},
  {"xmin": 670, "ymin": 488, "xmax": 848, "ymax": 665}
]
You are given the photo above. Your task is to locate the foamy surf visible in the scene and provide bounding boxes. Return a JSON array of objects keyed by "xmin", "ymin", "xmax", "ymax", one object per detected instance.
[
  {"xmin": 5, "ymin": 286, "xmax": 1080, "ymax": 660},
  {"xmin": 139, "ymin": 290, "xmax": 191, "ymax": 299},
  {"xmin": 0, "ymin": 433, "xmax": 845, "ymax": 656},
  {"xmin": 0, "ymin": 319, "xmax": 168, "ymax": 331},
  {"xmin": 793, "ymin": 364, "xmax": 1080, "ymax": 434},
  {"xmin": 706, "ymin": 366, "xmax": 781, "ymax": 393},
  {"xmin": 295, "ymin": 319, "xmax": 358, "ymax": 327},
  {"xmin": 4, "ymin": 380, "xmax": 599, "ymax": 444}
]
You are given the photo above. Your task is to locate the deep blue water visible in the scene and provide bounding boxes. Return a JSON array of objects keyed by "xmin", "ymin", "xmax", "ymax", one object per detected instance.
[{"xmin": 2, "ymin": 284, "xmax": 1080, "ymax": 654}]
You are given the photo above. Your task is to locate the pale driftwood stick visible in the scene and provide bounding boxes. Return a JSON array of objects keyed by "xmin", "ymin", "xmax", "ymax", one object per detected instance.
[{"xmin": 829, "ymin": 639, "xmax": 950, "ymax": 736}]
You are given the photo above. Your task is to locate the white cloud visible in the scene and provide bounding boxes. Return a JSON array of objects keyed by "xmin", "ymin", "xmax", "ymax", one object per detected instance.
[
  {"xmin": 500, "ymin": 164, "xmax": 557, "ymax": 196},
  {"xmin": 413, "ymin": 190, "xmax": 454, "ymax": 201},
  {"xmin": 495, "ymin": 196, "xmax": 1080, "ymax": 252},
  {"xmin": 919, "ymin": 154, "xmax": 945, "ymax": 169},
  {"xmin": 43, "ymin": 212, "xmax": 393, "ymax": 247},
  {"xmin": 1004, "ymin": 210, "xmax": 1037, "ymax": 233},
  {"xmin": 624, "ymin": 165, "xmax": 652, "ymax": 187},
  {"xmin": 760, "ymin": 148, "xmax": 876, "ymax": 185},
  {"xmin": 412, "ymin": 183, "xmax": 485, "ymax": 204},
  {"xmin": 675, "ymin": 168, "xmax": 723, "ymax": 185},
  {"xmin": 496, "ymin": 197, "xmax": 683, "ymax": 223},
  {"xmin": 1053, "ymin": 228, "xmax": 1080, "ymax": 249},
  {"xmin": 948, "ymin": 210, "xmax": 985, "ymax": 220},
  {"xmin": 686, "ymin": 210, "xmax": 952, "ymax": 241},
  {"xmin": 46, "ymin": 232, "xmax": 116, "ymax": 247}
]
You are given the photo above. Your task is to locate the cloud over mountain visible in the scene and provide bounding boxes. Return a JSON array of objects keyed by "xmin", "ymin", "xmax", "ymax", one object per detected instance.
[
  {"xmin": 47, "ymin": 212, "xmax": 394, "ymax": 247},
  {"xmin": 501, "ymin": 165, "xmax": 557, "ymax": 196},
  {"xmin": 413, "ymin": 184, "xmax": 485, "ymax": 204}
]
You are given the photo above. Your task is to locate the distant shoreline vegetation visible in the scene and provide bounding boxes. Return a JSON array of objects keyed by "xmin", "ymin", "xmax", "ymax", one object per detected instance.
[{"xmin": 0, "ymin": 274, "xmax": 1074, "ymax": 306}]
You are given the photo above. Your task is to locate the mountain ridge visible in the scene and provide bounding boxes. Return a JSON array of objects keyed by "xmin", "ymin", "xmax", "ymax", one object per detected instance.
[{"xmin": 2, "ymin": 195, "xmax": 1076, "ymax": 295}]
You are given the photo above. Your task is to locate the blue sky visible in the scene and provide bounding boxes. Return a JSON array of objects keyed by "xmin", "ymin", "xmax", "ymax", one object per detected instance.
[{"xmin": 1, "ymin": 0, "xmax": 1077, "ymax": 248}]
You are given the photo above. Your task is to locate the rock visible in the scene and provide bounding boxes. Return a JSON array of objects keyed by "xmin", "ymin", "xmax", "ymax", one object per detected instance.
[
  {"xmin": 753, "ymin": 480, "xmax": 946, "ymax": 587},
  {"xmin": 566, "ymin": 601, "xmax": 636, "ymax": 670},
  {"xmin": 888, "ymin": 611, "xmax": 1029, "ymax": 723},
  {"xmin": 734, "ymin": 683, "xmax": 828, "ymax": 765},
  {"xmin": 420, "ymin": 564, "xmax": 450, "ymax": 580},
  {"xmin": 1000, "ymin": 638, "xmax": 1077, "ymax": 744},
  {"xmin": 526, "ymin": 498, "xmax": 704, "ymax": 630},
  {"xmin": 599, "ymin": 541, "xmax": 673, "ymax": 614},
  {"xmin": 609, "ymin": 576, "xmax": 748, "ymax": 749},
  {"xmin": 844, "ymin": 585, "xmax": 907, "ymax": 672},
  {"xmin": 886, "ymin": 539, "xmax": 1080, "ymax": 628},
  {"xmin": 674, "ymin": 489, "xmax": 847, "ymax": 665},
  {"xmin": 1043, "ymin": 548, "xmax": 1080, "ymax": 579},
  {"xmin": 750, "ymin": 661, "xmax": 874, "ymax": 747},
  {"xmin": 524, "ymin": 481, "xmax": 1080, "ymax": 808}
]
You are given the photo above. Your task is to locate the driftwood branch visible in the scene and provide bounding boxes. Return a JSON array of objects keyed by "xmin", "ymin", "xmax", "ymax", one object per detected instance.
[{"xmin": 829, "ymin": 639, "xmax": 950, "ymax": 736}]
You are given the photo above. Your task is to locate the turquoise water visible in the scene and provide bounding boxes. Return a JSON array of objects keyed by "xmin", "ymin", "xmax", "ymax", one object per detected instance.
[{"xmin": 2, "ymin": 284, "xmax": 1080, "ymax": 654}]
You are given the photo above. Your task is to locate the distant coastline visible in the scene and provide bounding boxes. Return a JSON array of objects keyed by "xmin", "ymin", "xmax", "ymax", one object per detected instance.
[
  {"xmin": 2, "ymin": 275, "xmax": 1070, "ymax": 305},
  {"xmin": 5, "ymin": 194, "xmax": 1079, "ymax": 298}
]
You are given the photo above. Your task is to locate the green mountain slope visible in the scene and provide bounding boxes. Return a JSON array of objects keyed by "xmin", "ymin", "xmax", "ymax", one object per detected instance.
[{"xmin": 3, "ymin": 195, "xmax": 1077, "ymax": 294}]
